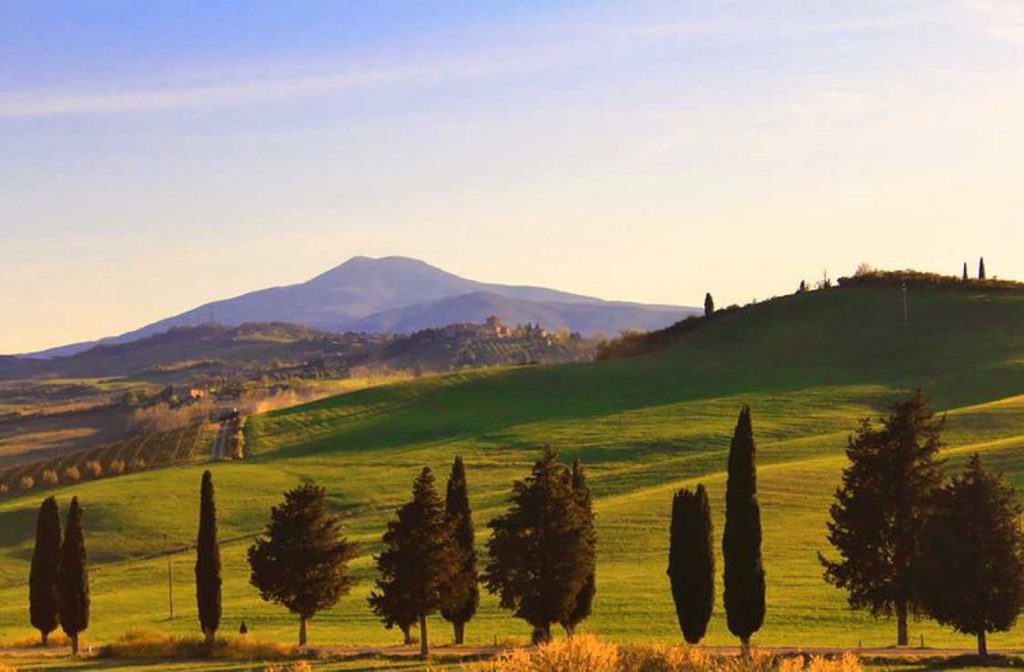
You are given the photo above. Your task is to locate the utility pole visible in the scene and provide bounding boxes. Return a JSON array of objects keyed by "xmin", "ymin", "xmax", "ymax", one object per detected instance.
[{"xmin": 901, "ymin": 283, "xmax": 908, "ymax": 327}]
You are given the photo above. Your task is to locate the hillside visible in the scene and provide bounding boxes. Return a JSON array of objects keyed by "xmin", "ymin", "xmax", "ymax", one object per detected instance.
[
  {"xmin": 1, "ymin": 284, "xmax": 1023, "ymax": 650},
  {"xmin": 0, "ymin": 320, "xmax": 594, "ymax": 382},
  {"xmin": 25, "ymin": 256, "xmax": 694, "ymax": 358}
]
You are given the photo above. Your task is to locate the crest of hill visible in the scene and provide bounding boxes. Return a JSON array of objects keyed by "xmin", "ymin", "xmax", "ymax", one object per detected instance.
[{"xmin": 598, "ymin": 269, "xmax": 1024, "ymax": 362}]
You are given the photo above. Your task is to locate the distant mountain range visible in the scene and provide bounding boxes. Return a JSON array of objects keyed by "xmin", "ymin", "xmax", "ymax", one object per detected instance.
[{"xmin": 24, "ymin": 256, "xmax": 697, "ymax": 358}]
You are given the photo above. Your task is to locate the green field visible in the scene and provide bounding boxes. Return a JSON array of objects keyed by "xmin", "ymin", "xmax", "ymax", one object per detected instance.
[{"xmin": 1, "ymin": 285, "xmax": 1023, "ymax": 656}]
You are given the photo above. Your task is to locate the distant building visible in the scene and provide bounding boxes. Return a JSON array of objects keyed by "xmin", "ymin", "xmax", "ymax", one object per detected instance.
[{"xmin": 485, "ymin": 315, "xmax": 512, "ymax": 337}]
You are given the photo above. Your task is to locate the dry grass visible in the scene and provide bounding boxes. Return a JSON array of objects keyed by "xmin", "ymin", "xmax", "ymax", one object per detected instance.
[
  {"xmin": 0, "ymin": 630, "xmax": 73, "ymax": 648},
  {"xmin": 101, "ymin": 629, "xmax": 296, "ymax": 661},
  {"xmin": 470, "ymin": 636, "xmax": 862, "ymax": 672}
]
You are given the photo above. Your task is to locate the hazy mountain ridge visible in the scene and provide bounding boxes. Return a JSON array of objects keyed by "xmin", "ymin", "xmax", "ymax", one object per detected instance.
[{"xmin": 22, "ymin": 256, "xmax": 696, "ymax": 358}]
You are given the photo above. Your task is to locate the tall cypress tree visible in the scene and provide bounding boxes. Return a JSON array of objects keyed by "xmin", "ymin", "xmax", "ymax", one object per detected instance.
[
  {"xmin": 917, "ymin": 455, "xmax": 1024, "ymax": 658},
  {"xmin": 820, "ymin": 391, "xmax": 945, "ymax": 646},
  {"xmin": 485, "ymin": 448, "xmax": 591, "ymax": 643},
  {"xmin": 440, "ymin": 457, "xmax": 479, "ymax": 645},
  {"xmin": 562, "ymin": 459, "xmax": 596, "ymax": 636},
  {"xmin": 370, "ymin": 467, "xmax": 457, "ymax": 658},
  {"xmin": 723, "ymin": 407, "xmax": 765, "ymax": 654},
  {"xmin": 195, "ymin": 470, "xmax": 221, "ymax": 646},
  {"xmin": 668, "ymin": 485, "xmax": 714, "ymax": 644},
  {"xmin": 962, "ymin": 262, "xmax": 969, "ymax": 282},
  {"xmin": 58, "ymin": 497, "xmax": 89, "ymax": 655},
  {"xmin": 248, "ymin": 482, "xmax": 358, "ymax": 646},
  {"xmin": 704, "ymin": 293, "xmax": 715, "ymax": 317},
  {"xmin": 979, "ymin": 257, "xmax": 987, "ymax": 280},
  {"xmin": 29, "ymin": 496, "xmax": 61, "ymax": 646}
]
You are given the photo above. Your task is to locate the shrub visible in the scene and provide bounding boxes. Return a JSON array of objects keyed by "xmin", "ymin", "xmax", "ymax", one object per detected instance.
[
  {"xmin": 85, "ymin": 461, "xmax": 103, "ymax": 478},
  {"xmin": 64, "ymin": 466, "xmax": 81, "ymax": 483},
  {"xmin": 108, "ymin": 460, "xmax": 125, "ymax": 475},
  {"xmin": 0, "ymin": 630, "xmax": 72, "ymax": 648},
  {"xmin": 779, "ymin": 654, "xmax": 862, "ymax": 672},
  {"xmin": 41, "ymin": 470, "xmax": 58, "ymax": 486},
  {"xmin": 471, "ymin": 637, "xmax": 862, "ymax": 672},
  {"xmin": 20, "ymin": 476, "xmax": 35, "ymax": 490},
  {"xmin": 0, "ymin": 483, "xmax": 8, "ymax": 495},
  {"xmin": 101, "ymin": 629, "xmax": 294, "ymax": 661},
  {"xmin": 131, "ymin": 458, "xmax": 147, "ymax": 471}
]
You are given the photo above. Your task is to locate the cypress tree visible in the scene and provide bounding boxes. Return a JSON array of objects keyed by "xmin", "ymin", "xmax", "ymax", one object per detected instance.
[
  {"xmin": 962, "ymin": 262, "xmax": 969, "ymax": 282},
  {"xmin": 917, "ymin": 455, "xmax": 1024, "ymax": 657},
  {"xmin": 369, "ymin": 467, "xmax": 458, "ymax": 658},
  {"xmin": 722, "ymin": 407, "xmax": 765, "ymax": 654},
  {"xmin": 29, "ymin": 496, "xmax": 61, "ymax": 646},
  {"xmin": 195, "ymin": 470, "xmax": 221, "ymax": 646},
  {"xmin": 704, "ymin": 293, "xmax": 715, "ymax": 317},
  {"xmin": 485, "ymin": 448, "xmax": 591, "ymax": 643},
  {"xmin": 58, "ymin": 497, "xmax": 89, "ymax": 655},
  {"xmin": 667, "ymin": 485, "xmax": 714, "ymax": 644},
  {"xmin": 979, "ymin": 257, "xmax": 987, "ymax": 280},
  {"xmin": 819, "ymin": 391, "xmax": 945, "ymax": 646},
  {"xmin": 440, "ymin": 457, "xmax": 479, "ymax": 645},
  {"xmin": 248, "ymin": 481, "xmax": 357, "ymax": 646},
  {"xmin": 562, "ymin": 459, "xmax": 596, "ymax": 636}
]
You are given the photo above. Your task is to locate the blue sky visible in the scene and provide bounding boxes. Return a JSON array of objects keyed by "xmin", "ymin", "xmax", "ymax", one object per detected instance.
[{"xmin": 3, "ymin": 1, "xmax": 1024, "ymax": 353}]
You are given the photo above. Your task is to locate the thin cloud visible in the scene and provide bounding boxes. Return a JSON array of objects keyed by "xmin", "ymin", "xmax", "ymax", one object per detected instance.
[{"xmin": 0, "ymin": 52, "xmax": 561, "ymax": 118}]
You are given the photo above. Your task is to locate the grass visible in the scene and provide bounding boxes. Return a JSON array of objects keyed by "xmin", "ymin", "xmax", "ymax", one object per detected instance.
[{"xmin": 0, "ymin": 286, "xmax": 1023, "ymax": 662}]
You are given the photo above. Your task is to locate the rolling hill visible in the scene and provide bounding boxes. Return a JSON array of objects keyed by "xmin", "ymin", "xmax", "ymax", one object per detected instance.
[
  {"xmin": 1, "ymin": 282, "xmax": 1023, "ymax": 651},
  {"xmin": 24, "ymin": 256, "xmax": 695, "ymax": 358}
]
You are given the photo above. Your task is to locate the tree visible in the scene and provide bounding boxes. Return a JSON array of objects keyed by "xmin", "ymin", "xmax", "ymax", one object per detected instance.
[
  {"xmin": 485, "ymin": 448, "xmax": 591, "ymax": 644},
  {"xmin": 798, "ymin": 280, "xmax": 808, "ymax": 293},
  {"xmin": 58, "ymin": 497, "xmax": 89, "ymax": 655},
  {"xmin": 369, "ymin": 582, "xmax": 418, "ymax": 645},
  {"xmin": 440, "ymin": 457, "xmax": 479, "ymax": 645},
  {"xmin": 562, "ymin": 459, "xmax": 596, "ymax": 636},
  {"xmin": 979, "ymin": 257, "xmax": 987, "ymax": 280},
  {"xmin": 29, "ymin": 497, "xmax": 61, "ymax": 646},
  {"xmin": 819, "ymin": 391, "xmax": 945, "ymax": 646},
  {"xmin": 667, "ymin": 485, "xmax": 714, "ymax": 644},
  {"xmin": 369, "ymin": 467, "xmax": 457, "ymax": 657},
  {"xmin": 195, "ymin": 470, "xmax": 221, "ymax": 646},
  {"xmin": 962, "ymin": 262, "xmax": 969, "ymax": 282},
  {"xmin": 917, "ymin": 455, "xmax": 1024, "ymax": 657},
  {"xmin": 248, "ymin": 482, "xmax": 357, "ymax": 646},
  {"xmin": 704, "ymin": 293, "xmax": 715, "ymax": 317},
  {"xmin": 723, "ymin": 407, "xmax": 765, "ymax": 654}
]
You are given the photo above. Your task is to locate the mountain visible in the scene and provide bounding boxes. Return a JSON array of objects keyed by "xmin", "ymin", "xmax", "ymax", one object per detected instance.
[
  {"xmin": 351, "ymin": 290, "xmax": 684, "ymax": 335},
  {"xmin": 24, "ymin": 256, "xmax": 696, "ymax": 358}
]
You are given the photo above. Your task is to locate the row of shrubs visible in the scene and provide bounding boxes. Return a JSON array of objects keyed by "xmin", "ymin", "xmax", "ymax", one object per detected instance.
[
  {"xmin": 467, "ymin": 636, "xmax": 861, "ymax": 672},
  {"xmin": 0, "ymin": 422, "xmax": 207, "ymax": 497},
  {"xmin": 0, "ymin": 459, "xmax": 147, "ymax": 495}
]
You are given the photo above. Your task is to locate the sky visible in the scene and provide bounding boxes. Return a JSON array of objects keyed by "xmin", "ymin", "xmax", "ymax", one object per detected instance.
[{"xmin": 2, "ymin": 0, "xmax": 1024, "ymax": 354}]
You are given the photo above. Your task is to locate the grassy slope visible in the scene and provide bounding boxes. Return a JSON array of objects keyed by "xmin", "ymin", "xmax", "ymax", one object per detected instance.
[{"xmin": 0, "ymin": 286, "xmax": 1023, "ymax": 651}]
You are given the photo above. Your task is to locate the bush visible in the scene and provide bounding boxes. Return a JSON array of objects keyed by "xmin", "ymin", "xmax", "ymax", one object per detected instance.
[
  {"xmin": 0, "ymin": 483, "xmax": 8, "ymax": 495},
  {"xmin": 65, "ymin": 466, "xmax": 81, "ymax": 483},
  {"xmin": 85, "ymin": 460, "xmax": 103, "ymax": 478},
  {"xmin": 101, "ymin": 630, "xmax": 295, "ymax": 661},
  {"xmin": 131, "ymin": 458, "xmax": 147, "ymax": 471},
  {"xmin": 0, "ymin": 631, "xmax": 72, "ymax": 648},
  {"xmin": 20, "ymin": 476, "xmax": 35, "ymax": 490},
  {"xmin": 41, "ymin": 470, "xmax": 58, "ymax": 486},
  {"xmin": 471, "ymin": 637, "xmax": 862, "ymax": 672},
  {"xmin": 108, "ymin": 459, "xmax": 125, "ymax": 475}
]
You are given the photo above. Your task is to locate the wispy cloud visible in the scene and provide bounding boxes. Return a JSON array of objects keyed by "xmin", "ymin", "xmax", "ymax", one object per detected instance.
[
  {"xmin": 962, "ymin": 0, "xmax": 1024, "ymax": 44},
  {"xmin": 0, "ymin": 52, "xmax": 562, "ymax": 118}
]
